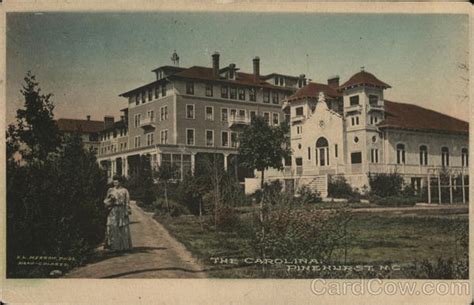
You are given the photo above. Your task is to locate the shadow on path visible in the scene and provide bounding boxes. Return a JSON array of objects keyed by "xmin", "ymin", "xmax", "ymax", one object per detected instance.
[{"xmin": 86, "ymin": 246, "xmax": 167, "ymax": 265}]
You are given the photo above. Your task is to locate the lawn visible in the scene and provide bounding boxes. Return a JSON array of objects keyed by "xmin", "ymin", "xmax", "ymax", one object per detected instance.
[{"xmin": 154, "ymin": 207, "xmax": 468, "ymax": 279}]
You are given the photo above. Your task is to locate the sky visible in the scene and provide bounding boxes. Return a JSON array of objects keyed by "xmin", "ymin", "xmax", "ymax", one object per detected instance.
[{"xmin": 6, "ymin": 12, "xmax": 469, "ymax": 124}]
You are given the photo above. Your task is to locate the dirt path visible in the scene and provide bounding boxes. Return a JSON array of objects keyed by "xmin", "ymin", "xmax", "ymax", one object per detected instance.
[{"xmin": 65, "ymin": 201, "xmax": 206, "ymax": 278}]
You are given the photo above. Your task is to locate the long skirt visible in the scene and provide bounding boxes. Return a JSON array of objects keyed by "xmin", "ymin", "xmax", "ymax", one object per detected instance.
[{"xmin": 105, "ymin": 206, "xmax": 132, "ymax": 251}]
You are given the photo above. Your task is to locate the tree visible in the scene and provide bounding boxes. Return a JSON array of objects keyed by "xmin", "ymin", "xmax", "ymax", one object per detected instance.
[
  {"xmin": 154, "ymin": 163, "xmax": 179, "ymax": 213},
  {"xmin": 15, "ymin": 71, "xmax": 62, "ymax": 161},
  {"xmin": 238, "ymin": 116, "xmax": 290, "ymax": 189},
  {"xmin": 238, "ymin": 116, "xmax": 291, "ymax": 260}
]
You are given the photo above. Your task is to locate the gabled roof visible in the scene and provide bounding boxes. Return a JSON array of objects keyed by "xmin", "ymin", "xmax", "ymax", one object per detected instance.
[
  {"xmin": 379, "ymin": 100, "xmax": 468, "ymax": 135},
  {"xmin": 340, "ymin": 70, "xmax": 390, "ymax": 89},
  {"xmin": 56, "ymin": 118, "xmax": 104, "ymax": 133},
  {"xmin": 286, "ymin": 82, "xmax": 342, "ymax": 102},
  {"xmin": 170, "ymin": 66, "xmax": 293, "ymax": 90}
]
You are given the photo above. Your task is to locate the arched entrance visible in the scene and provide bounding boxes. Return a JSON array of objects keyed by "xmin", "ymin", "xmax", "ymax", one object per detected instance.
[{"xmin": 316, "ymin": 137, "xmax": 329, "ymax": 166}]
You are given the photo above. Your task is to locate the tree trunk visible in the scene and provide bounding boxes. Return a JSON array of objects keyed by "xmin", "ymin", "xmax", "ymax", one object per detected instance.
[
  {"xmin": 259, "ymin": 170, "xmax": 266, "ymax": 273},
  {"xmin": 164, "ymin": 183, "xmax": 169, "ymax": 213}
]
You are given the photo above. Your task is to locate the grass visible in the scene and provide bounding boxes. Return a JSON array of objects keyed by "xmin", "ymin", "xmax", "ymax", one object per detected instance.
[{"xmin": 153, "ymin": 206, "xmax": 468, "ymax": 279}]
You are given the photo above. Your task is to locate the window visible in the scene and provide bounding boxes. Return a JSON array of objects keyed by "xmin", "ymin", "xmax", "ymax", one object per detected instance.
[
  {"xmin": 238, "ymin": 88, "xmax": 245, "ymax": 100},
  {"xmin": 160, "ymin": 106, "xmax": 168, "ymax": 121},
  {"xmin": 462, "ymin": 148, "xmax": 468, "ymax": 167},
  {"xmin": 335, "ymin": 144, "xmax": 338, "ymax": 158},
  {"xmin": 369, "ymin": 95, "xmax": 378, "ymax": 106},
  {"xmin": 221, "ymin": 86, "xmax": 228, "ymax": 98},
  {"xmin": 249, "ymin": 88, "xmax": 256, "ymax": 101},
  {"xmin": 272, "ymin": 92, "xmax": 279, "ymax": 104},
  {"xmin": 141, "ymin": 91, "xmax": 146, "ymax": 104},
  {"xmin": 263, "ymin": 90, "xmax": 270, "ymax": 103},
  {"xmin": 239, "ymin": 109, "xmax": 246, "ymax": 119},
  {"xmin": 206, "ymin": 130, "xmax": 214, "ymax": 146},
  {"xmin": 272, "ymin": 113, "xmax": 279, "ymax": 126},
  {"xmin": 296, "ymin": 125, "xmax": 302, "ymax": 134},
  {"xmin": 295, "ymin": 107, "xmax": 303, "ymax": 116},
  {"xmin": 230, "ymin": 109, "xmax": 237, "ymax": 120},
  {"xmin": 160, "ymin": 130, "xmax": 168, "ymax": 144},
  {"xmin": 186, "ymin": 129, "xmax": 195, "ymax": 145},
  {"xmin": 263, "ymin": 112, "xmax": 270, "ymax": 125},
  {"xmin": 350, "ymin": 95, "xmax": 359, "ymax": 106},
  {"xmin": 154, "ymin": 86, "xmax": 159, "ymax": 99},
  {"xmin": 274, "ymin": 77, "xmax": 279, "ymax": 85},
  {"xmin": 351, "ymin": 152, "xmax": 362, "ymax": 164},
  {"xmin": 280, "ymin": 77, "xmax": 284, "ymax": 86},
  {"xmin": 146, "ymin": 133, "xmax": 154, "ymax": 146},
  {"xmin": 316, "ymin": 137, "xmax": 329, "ymax": 166},
  {"xmin": 351, "ymin": 116, "xmax": 360, "ymax": 126},
  {"xmin": 250, "ymin": 111, "xmax": 257, "ymax": 122},
  {"xmin": 441, "ymin": 147, "xmax": 449, "ymax": 167},
  {"xmin": 307, "ymin": 147, "xmax": 311, "ymax": 160},
  {"xmin": 371, "ymin": 149, "xmax": 379, "ymax": 163},
  {"xmin": 134, "ymin": 114, "xmax": 141, "ymax": 128},
  {"xmin": 186, "ymin": 104, "xmax": 195, "ymax": 119},
  {"xmin": 205, "ymin": 84, "xmax": 213, "ymax": 97},
  {"xmin": 230, "ymin": 132, "xmax": 238, "ymax": 148},
  {"xmin": 221, "ymin": 131, "xmax": 229, "ymax": 147},
  {"xmin": 221, "ymin": 108, "xmax": 228, "ymax": 122},
  {"xmin": 147, "ymin": 110, "xmax": 154, "ymax": 121},
  {"xmin": 354, "ymin": 136, "xmax": 359, "ymax": 143},
  {"xmin": 230, "ymin": 87, "xmax": 237, "ymax": 99},
  {"xmin": 205, "ymin": 106, "xmax": 214, "ymax": 120},
  {"xmin": 419, "ymin": 145, "xmax": 428, "ymax": 165},
  {"xmin": 186, "ymin": 82, "xmax": 194, "ymax": 95},
  {"xmin": 134, "ymin": 136, "xmax": 141, "ymax": 148},
  {"xmin": 396, "ymin": 143, "xmax": 406, "ymax": 164},
  {"xmin": 135, "ymin": 94, "xmax": 139, "ymax": 105},
  {"xmin": 147, "ymin": 89, "xmax": 152, "ymax": 101},
  {"xmin": 161, "ymin": 84, "xmax": 167, "ymax": 96}
]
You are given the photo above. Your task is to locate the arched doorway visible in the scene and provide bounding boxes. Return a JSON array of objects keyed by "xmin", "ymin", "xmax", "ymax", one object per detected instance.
[{"xmin": 316, "ymin": 137, "xmax": 329, "ymax": 166}]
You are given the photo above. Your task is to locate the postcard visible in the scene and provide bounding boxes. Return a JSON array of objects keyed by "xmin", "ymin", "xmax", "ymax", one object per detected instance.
[{"xmin": 1, "ymin": 1, "xmax": 472, "ymax": 304}]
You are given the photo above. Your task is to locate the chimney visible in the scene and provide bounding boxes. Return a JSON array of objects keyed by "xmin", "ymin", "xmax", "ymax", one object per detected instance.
[
  {"xmin": 229, "ymin": 63, "xmax": 236, "ymax": 79},
  {"xmin": 212, "ymin": 52, "xmax": 220, "ymax": 77},
  {"xmin": 86, "ymin": 115, "xmax": 91, "ymax": 121},
  {"xmin": 104, "ymin": 115, "xmax": 114, "ymax": 130},
  {"xmin": 327, "ymin": 76, "xmax": 340, "ymax": 88},
  {"xmin": 298, "ymin": 74, "xmax": 307, "ymax": 88},
  {"xmin": 253, "ymin": 56, "xmax": 260, "ymax": 80}
]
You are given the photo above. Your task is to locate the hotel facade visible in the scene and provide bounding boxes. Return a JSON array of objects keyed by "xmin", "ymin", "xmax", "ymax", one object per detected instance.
[
  {"xmin": 96, "ymin": 53, "xmax": 305, "ymax": 181},
  {"xmin": 94, "ymin": 53, "xmax": 469, "ymax": 199}
]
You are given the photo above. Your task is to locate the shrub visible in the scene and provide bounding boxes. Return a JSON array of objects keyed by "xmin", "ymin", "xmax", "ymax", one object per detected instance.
[
  {"xmin": 368, "ymin": 172, "xmax": 403, "ymax": 197},
  {"xmin": 296, "ymin": 185, "xmax": 321, "ymax": 204},
  {"xmin": 372, "ymin": 195, "xmax": 417, "ymax": 207},
  {"xmin": 209, "ymin": 205, "xmax": 241, "ymax": 231},
  {"xmin": 328, "ymin": 176, "xmax": 355, "ymax": 199}
]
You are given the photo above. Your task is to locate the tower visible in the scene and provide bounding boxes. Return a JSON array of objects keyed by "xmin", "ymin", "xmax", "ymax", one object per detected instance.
[{"xmin": 339, "ymin": 68, "xmax": 391, "ymax": 174}]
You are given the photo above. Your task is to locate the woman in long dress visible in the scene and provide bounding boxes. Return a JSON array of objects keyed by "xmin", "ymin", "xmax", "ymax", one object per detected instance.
[{"xmin": 104, "ymin": 175, "xmax": 133, "ymax": 252}]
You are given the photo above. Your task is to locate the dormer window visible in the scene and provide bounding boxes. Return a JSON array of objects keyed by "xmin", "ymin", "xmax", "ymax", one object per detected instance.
[{"xmin": 350, "ymin": 95, "xmax": 359, "ymax": 106}]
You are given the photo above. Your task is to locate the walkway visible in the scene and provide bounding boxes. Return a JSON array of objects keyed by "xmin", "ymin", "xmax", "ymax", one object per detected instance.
[{"xmin": 65, "ymin": 201, "xmax": 206, "ymax": 278}]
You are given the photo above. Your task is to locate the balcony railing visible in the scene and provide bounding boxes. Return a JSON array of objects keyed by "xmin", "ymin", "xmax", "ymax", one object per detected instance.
[
  {"xmin": 344, "ymin": 104, "xmax": 362, "ymax": 113},
  {"xmin": 140, "ymin": 117, "xmax": 156, "ymax": 129},
  {"xmin": 290, "ymin": 115, "xmax": 305, "ymax": 123},
  {"xmin": 229, "ymin": 115, "xmax": 250, "ymax": 128},
  {"xmin": 367, "ymin": 104, "xmax": 384, "ymax": 112}
]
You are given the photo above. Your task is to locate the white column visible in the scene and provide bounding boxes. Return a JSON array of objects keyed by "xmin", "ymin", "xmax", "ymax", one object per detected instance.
[
  {"xmin": 223, "ymin": 153, "xmax": 229, "ymax": 170},
  {"xmin": 191, "ymin": 152, "xmax": 196, "ymax": 175}
]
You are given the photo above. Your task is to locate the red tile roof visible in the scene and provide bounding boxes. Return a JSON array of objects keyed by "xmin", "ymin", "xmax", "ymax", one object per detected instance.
[
  {"xmin": 287, "ymin": 82, "xmax": 342, "ymax": 102},
  {"xmin": 379, "ymin": 100, "xmax": 468, "ymax": 135},
  {"xmin": 171, "ymin": 66, "xmax": 293, "ymax": 91},
  {"xmin": 340, "ymin": 70, "xmax": 390, "ymax": 89},
  {"xmin": 56, "ymin": 118, "xmax": 104, "ymax": 133}
]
